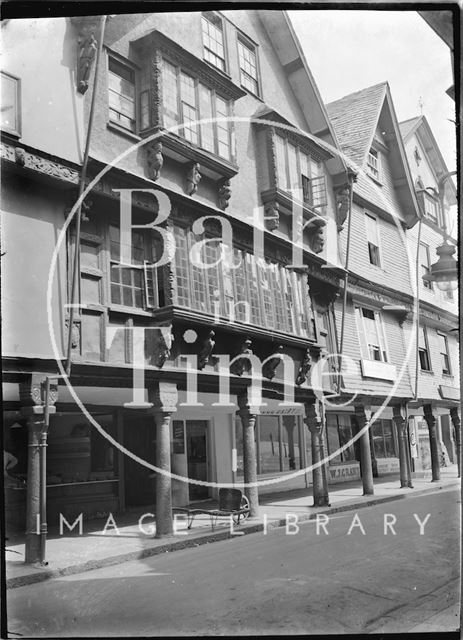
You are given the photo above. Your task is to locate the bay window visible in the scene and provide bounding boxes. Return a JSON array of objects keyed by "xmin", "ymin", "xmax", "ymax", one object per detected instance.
[{"xmin": 160, "ymin": 58, "xmax": 232, "ymax": 161}]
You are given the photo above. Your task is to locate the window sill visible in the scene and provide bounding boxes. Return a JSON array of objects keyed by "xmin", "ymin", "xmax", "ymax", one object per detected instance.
[
  {"xmin": 260, "ymin": 187, "xmax": 326, "ymax": 225},
  {"xmin": 107, "ymin": 121, "xmax": 141, "ymax": 142},
  {"xmin": 108, "ymin": 304, "xmax": 157, "ymax": 317},
  {"xmin": 367, "ymin": 172, "xmax": 384, "ymax": 187},
  {"xmin": 1, "ymin": 128, "xmax": 21, "ymax": 141},
  {"xmin": 419, "ymin": 369, "xmax": 434, "ymax": 375},
  {"xmin": 442, "ymin": 373, "xmax": 454, "ymax": 379}
]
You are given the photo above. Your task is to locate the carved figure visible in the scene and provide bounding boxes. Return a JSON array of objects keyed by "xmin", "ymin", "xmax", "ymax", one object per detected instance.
[
  {"xmin": 264, "ymin": 201, "xmax": 279, "ymax": 231},
  {"xmin": 262, "ymin": 345, "xmax": 283, "ymax": 380},
  {"xmin": 186, "ymin": 163, "xmax": 201, "ymax": 196},
  {"xmin": 198, "ymin": 330, "xmax": 216, "ymax": 370},
  {"xmin": 154, "ymin": 329, "xmax": 174, "ymax": 368},
  {"xmin": 147, "ymin": 142, "xmax": 163, "ymax": 181},
  {"xmin": 296, "ymin": 349, "xmax": 312, "ymax": 386},
  {"xmin": 218, "ymin": 179, "xmax": 231, "ymax": 210},
  {"xmin": 335, "ymin": 185, "xmax": 351, "ymax": 231},
  {"xmin": 77, "ymin": 33, "xmax": 98, "ymax": 94},
  {"xmin": 230, "ymin": 337, "xmax": 253, "ymax": 376},
  {"xmin": 309, "ymin": 225, "xmax": 325, "ymax": 254}
]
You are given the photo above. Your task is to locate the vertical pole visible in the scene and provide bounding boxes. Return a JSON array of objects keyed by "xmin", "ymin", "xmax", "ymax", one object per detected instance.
[
  {"xmin": 237, "ymin": 393, "xmax": 259, "ymax": 517},
  {"xmin": 354, "ymin": 404, "xmax": 374, "ymax": 495},
  {"xmin": 116, "ymin": 409, "xmax": 125, "ymax": 512},
  {"xmin": 24, "ymin": 413, "xmax": 43, "ymax": 564},
  {"xmin": 450, "ymin": 407, "xmax": 461, "ymax": 478},
  {"xmin": 393, "ymin": 405, "xmax": 409, "ymax": 488},
  {"xmin": 150, "ymin": 382, "xmax": 177, "ymax": 538},
  {"xmin": 423, "ymin": 404, "xmax": 440, "ymax": 481},
  {"xmin": 304, "ymin": 401, "xmax": 330, "ymax": 507}
]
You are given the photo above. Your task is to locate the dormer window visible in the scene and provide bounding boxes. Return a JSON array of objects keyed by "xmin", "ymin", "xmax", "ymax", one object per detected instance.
[
  {"xmin": 202, "ymin": 12, "xmax": 226, "ymax": 71},
  {"xmin": 367, "ymin": 148, "xmax": 380, "ymax": 180}
]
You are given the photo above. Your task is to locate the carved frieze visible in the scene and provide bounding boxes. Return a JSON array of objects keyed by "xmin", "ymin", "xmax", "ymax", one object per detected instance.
[
  {"xmin": 14, "ymin": 147, "xmax": 25, "ymax": 166},
  {"xmin": 1, "ymin": 141, "xmax": 79, "ymax": 184}
]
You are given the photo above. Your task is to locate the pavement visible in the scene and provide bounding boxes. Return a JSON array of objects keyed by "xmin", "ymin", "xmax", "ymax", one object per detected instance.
[{"xmin": 5, "ymin": 465, "xmax": 461, "ymax": 590}]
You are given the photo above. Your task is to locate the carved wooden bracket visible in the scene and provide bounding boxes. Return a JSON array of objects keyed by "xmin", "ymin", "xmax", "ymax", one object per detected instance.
[
  {"xmin": 262, "ymin": 346, "xmax": 283, "ymax": 380},
  {"xmin": 71, "ymin": 16, "xmax": 101, "ymax": 95},
  {"xmin": 307, "ymin": 221, "xmax": 325, "ymax": 254},
  {"xmin": 296, "ymin": 349, "xmax": 312, "ymax": 386},
  {"xmin": 186, "ymin": 162, "xmax": 201, "ymax": 196},
  {"xmin": 147, "ymin": 141, "xmax": 163, "ymax": 181},
  {"xmin": 65, "ymin": 318, "xmax": 81, "ymax": 352},
  {"xmin": 264, "ymin": 201, "xmax": 279, "ymax": 231},
  {"xmin": 217, "ymin": 178, "xmax": 231, "ymax": 210},
  {"xmin": 153, "ymin": 326, "xmax": 174, "ymax": 368},
  {"xmin": 19, "ymin": 374, "xmax": 59, "ymax": 407},
  {"xmin": 198, "ymin": 330, "xmax": 216, "ymax": 370},
  {"xmin": 230, "ymin": 337, "xmax": 253, "ymax": 376}
]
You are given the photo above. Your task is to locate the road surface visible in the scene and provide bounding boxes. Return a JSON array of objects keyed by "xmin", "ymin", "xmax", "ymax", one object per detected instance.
[{"xmin": 7, "ymin": 487, "xmax": 461, "ymax": 636}]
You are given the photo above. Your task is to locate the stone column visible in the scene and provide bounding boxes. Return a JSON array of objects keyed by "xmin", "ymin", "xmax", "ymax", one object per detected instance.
[
  {"xmin": 423, "ymin": 404, "xmax": 440, "ymax": 482},
  {"xmin": 450, "ymin": 407, "xmax": 461, "ymax": 478},
  {"xmin": 150, "ymin": 382, "xmax": 177, "ymax": 538},
  {"xmin": 19, "ymin": 375, "xmax": 58, "ymax": 564},
  {"xmin": 354, "ymin": 404, "xmax": 374, "ymax": 495},
  {"xmin": 237, "ymin": 393, "xmax": 259, "ymax": 517},
  {"xmin": 304, "ymin": 401, "xmax": 330, "ymax": 507},
  {"xmin": 393, "ymin": 405, "xmax": 411, "ymax": 488}
]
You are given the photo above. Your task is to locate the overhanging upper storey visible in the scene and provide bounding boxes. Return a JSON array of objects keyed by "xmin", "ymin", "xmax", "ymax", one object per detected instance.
[{"xmin": 130, "ymin": 29, "xmax": 246, "ymax": 181}]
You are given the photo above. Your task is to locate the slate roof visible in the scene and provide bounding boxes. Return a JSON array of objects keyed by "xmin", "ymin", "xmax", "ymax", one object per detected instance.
[
  {"xmin": 325, "ymin": 82, "xmax": 387, "ymax": 170},
  {"xmin": 398, "ymin": 116, "xmax": 421, "ymax": 140}
]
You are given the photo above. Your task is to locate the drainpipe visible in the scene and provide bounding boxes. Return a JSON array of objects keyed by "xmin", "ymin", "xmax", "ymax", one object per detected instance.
[{"xmin": 65, "ymin": 15, "xmax": 107, "ymax": 376}]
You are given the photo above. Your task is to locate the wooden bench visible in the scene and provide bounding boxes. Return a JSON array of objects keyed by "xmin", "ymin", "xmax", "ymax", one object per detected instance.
[{"xmin": 173, "ymin": 488, "xmax": 250, "ymax": 531}]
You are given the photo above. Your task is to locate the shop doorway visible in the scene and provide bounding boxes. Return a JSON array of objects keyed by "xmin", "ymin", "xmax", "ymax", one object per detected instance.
[
  {"xmin": 186, "ymin": 420, "xmax": 209, "ymax": 501},
  {"xmin": 123, "ymin": 412, "xmax": 156, "ymax": 507}
]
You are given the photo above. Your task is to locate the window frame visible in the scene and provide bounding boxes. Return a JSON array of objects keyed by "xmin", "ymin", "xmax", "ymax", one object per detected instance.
[
  {"xmin": 106, "ymin": 53, "xmax": 138, "ymax": 135},
  {"xmin": 419, "ymin": 241, "xmax": 433, "ymax": 291},
  {"xmin": 201, "ymin": 11, "xmax": 227, "ymax": 72},
  {"xmin": 160, "ymin": 56, "xmax": 234, "ymax": 162},
  {"xmin": 326, "ymin": 414, "xmax": 356, "ymax": 464},
  {"xmin": 1, "ymin": 71, "xmax": 21, "ymax": 137},
  {"xmin": 354, "ymin": 306, "xmax": 389, "ymax": 363},
  {"xmin": 371, "ymin": 419, "xmax": 396, "ymax": 458},
  {"xmin": 367, "ymin": 148, "xmax": 380, "ymax": 181},
  {"xmin": 236, "ymin": 32, "xmax": 261, "ymax": 98},
  {"xmin": 364, "ymin": 211, "xmax": 382, "ymax": 267},
  {"xmin": 437, "ymin": 331, "xmax": 452, "ymax": 375},
  {"xmin": 418, "ymin": 325, "xmax": 432, "ymax": 372}
]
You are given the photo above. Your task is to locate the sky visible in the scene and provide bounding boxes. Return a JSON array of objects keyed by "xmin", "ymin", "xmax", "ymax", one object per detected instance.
[{"xmin": 289, "ymin": 10, "xmax": 456, "ymax": 174}]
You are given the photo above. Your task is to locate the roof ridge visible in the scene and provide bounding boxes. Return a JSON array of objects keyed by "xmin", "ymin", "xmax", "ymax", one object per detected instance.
[{"xmin": 326, "ymin": 81, "xmax": 388, "ymax": 108}]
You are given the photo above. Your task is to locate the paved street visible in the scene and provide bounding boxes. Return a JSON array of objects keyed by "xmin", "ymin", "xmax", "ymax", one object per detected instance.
[{"xmin": 6, "ymin": 487, "xmax": 460, "ymax": 637}]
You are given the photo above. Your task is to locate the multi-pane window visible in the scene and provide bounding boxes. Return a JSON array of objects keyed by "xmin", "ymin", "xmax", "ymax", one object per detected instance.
[
  {"xmin": 274, "ymin": 134, "xmax": 327, "ymax": 208},
  {"xmin": 354, "ymin": 307, "xmax": 388, "ymax": 362},
  {"xmin": 161, "ymin": 59, "xmax": 232, "ymax": 161},
  {"xmin": 423, "ymin": 192, "xmax": 440, "ymax": 225},
  {"xmin": 418, "ymin": 325, "xmax": 431, "ymax": 371},
  {"xmin": 172, "ymin": 225, "xmax": 315, "ymax": 338},
  {"xmin": 371, "ymin": 419, "xmax": 396, "ymax": 458},
  {"xmin": 419, "ymin": 242, "xmax": 433, "ymax": 290},
  {"xmin": 109, "ymin": 225, "xmax": 161, "ymax": 309},
  {"xmin": 326, "ymin": 414, "xmax": 356, "ymax": 463},
  {"xmin": 437, "ymin": 333, "xmax": 451, "ymax": 375},
  {"xmin": 1, "ymin": 72, "xmax": 21, "ymax": 136},
  {"xmin": 365, "ymin": 213, "xmax": 381, "ymax": 266},
  {"xmin": 367, "ymin": 148, "xmax": 380, "ymax": 179},
  {"xmin": 202, "ymin": 12, "xmax": 226, "ymax": 71},
  {"xmin": 237, "ymin": 36, "xmax": 259, "ymax": 95},
  {"xmin": 108, "ymin": 57, "xmax": 136, "ymax": 132}
]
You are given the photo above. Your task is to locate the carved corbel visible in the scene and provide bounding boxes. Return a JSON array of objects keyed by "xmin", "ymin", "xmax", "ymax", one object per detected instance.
[
  {"xmin": 296, "ymin": 349, "xmax": 312, "ymax": 386},
  {"xmin": 198, "ymin": 330, "xmax": 216, "ymax": 370},
  {"xmin": 19, "ymin": 374, "xmax": 59, "ymax": 408},
  {"xmin": 71, "ymin": 16, "xmax": 101, "ymax": 95},
  {"xmin": 230, "ymin": 337, "xmax": 253, "ymax": 376},
  {"xmin": 262, "ymin": 346, "xmax": 283, "ymax": 380},
  {"xmin": 308, "ymin": 222, "xmax": 325, "ymax": 254},
  {"xmin": 65, "ymin": 317, "xmax": 81, "ymax": 353},
  {"xmin": 186, "ymin": 162, "xmax": 201, "ymax": 196},
  {"xmin": 218, "ymin": 178, "xmax": 231, "ymax": 210},
  {"xmin": 153, "ymin": 326, "xmax": 174, "ymax": 368},
  {"xmin": 264, "ymin": 201, "xmax": 279, "ymax": 231},
  {"xmin": 147, "ymin": 141, "xmax": 163, "ymax": 181}
]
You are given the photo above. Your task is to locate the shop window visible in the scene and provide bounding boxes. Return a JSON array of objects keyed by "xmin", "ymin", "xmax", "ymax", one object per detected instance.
[
  {"xmin": 108, "ymin": 56, "xmax": 136, "ymax": 132},
  {"xmin": 371, "ymin": 419, "xmax": 396, "ymax": 458},
  {"xmin": 326, "ymin": 414, "xmax": 356, "ymax": 463},
  {"xmin": 172, "ymin": 224, "xmax": 315, "ymax": 339},
  {"xmin": 365, "ymin": 213, "xmax": 381, "ymax": 267},
  {"xmin": 202, "ymin": 12, "xmax": 226, "ymax": 71},
  {"xmin": 354, "ymin": 307, "xmax": 389, "ymax": 362},
  {"xmin": 1, "ymin": 71, "xmax": 21, "ymax": 136},
  {"xmin": 418, "ymin": 325, "xmax": 431, "ymax": 371},
  {"xmin": 237, "ymin": 35, "xmax": 260, "ymax": 96},
  {"xmin": 419, "ymin": 242, "xmax": 433, "ymax": 290},
  {"xmin": 437, "ymin": 332, "xmax": 451, "ymax": 375}
]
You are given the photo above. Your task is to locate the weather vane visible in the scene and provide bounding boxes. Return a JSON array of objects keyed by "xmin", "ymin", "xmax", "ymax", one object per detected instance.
[{"xmin": 418, "ymin": 96, "xmax": 424, "ymax": 115}]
